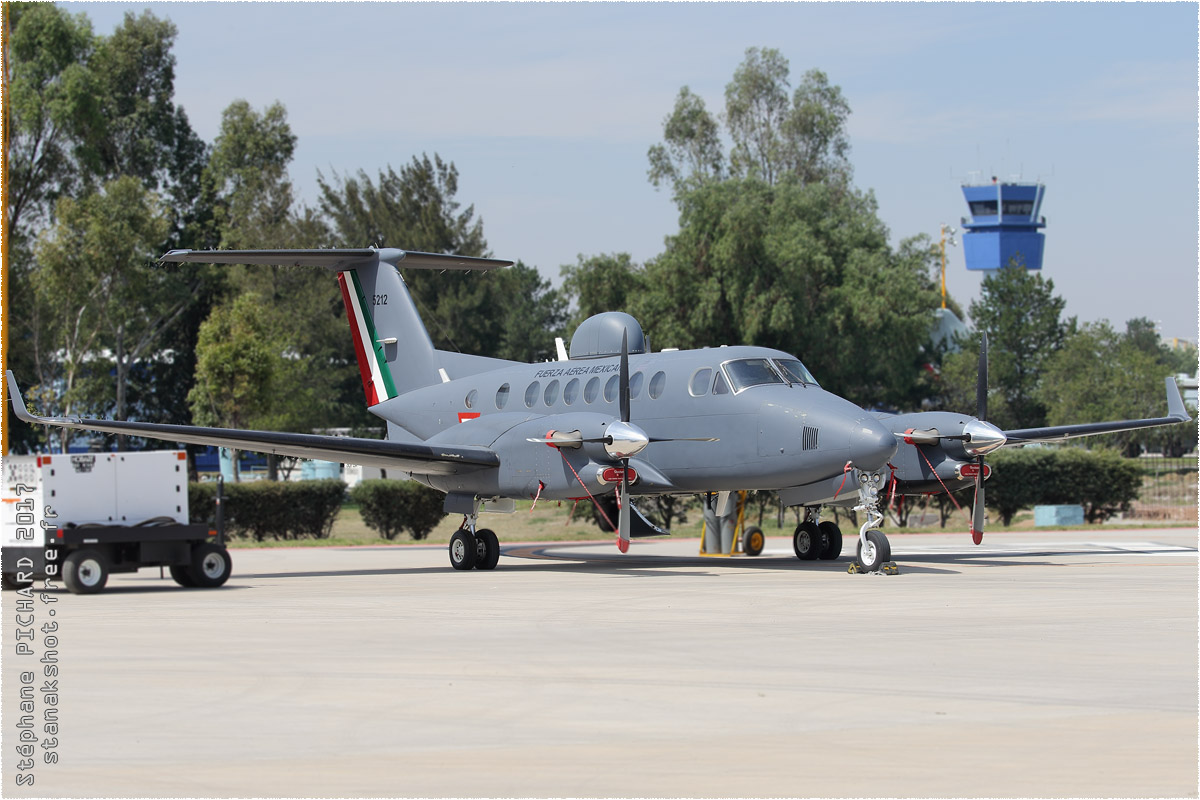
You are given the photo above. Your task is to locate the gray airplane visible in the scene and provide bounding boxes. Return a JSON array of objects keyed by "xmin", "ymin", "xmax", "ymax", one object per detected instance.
[{"xmin": 7, "ymin": 248, "xmax": 1192, "ymax": 572}]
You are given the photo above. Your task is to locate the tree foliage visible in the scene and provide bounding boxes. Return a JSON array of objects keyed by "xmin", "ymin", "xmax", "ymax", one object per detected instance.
[
  {"xmin": 939, "ymin": 265, "xmax": 1073, "ymax": 429},
  {"xmin": 188, "ymin": 293, "xmax": 281, "ymax": 431},
  {"xmin": 631, "ymin": 49, "xmax": 938, "ymax": 407},
  {"xmin": 1039, "ymin": 318, "xmax": 1196, "ymax": 456},
  {"xmin": 648, "ymin": 47, "xmax": 851, "ymax": 195},
  {"xmin": 597, "ymin": 177, "xmax": 940, "ymax": 408},
  {"xmin": 32, "ymin": 176, "xmax": 181, "ymax": 449}
]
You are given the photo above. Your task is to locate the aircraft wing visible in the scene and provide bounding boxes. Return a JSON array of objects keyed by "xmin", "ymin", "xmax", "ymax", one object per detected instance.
[
  {"xmin": 5, "ymin": 372, "xmax": 498, "ymax": 475},
  {"xmin": 1003, "ymin": 376, "xmax": 1192, "ymax": 445}
]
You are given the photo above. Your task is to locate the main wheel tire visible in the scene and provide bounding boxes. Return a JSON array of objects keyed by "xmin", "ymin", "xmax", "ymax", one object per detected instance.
[
  {"xmin": 742, "ymin": 526, "xmax": 765, "ymax": 556},
  {"xmin": 188, "ymin": 543, "xmax": 232, "ymax": 588},
  {"xmin": 169, "ymin": 565, "xmax": 196, "ymax": 587},
  {"xmin": 2, "ymin": 573, "xmax": 23, "ymax": 591},
  {"xmin": 474, "ymin": 529, "xmax": 500, "ymax": 570},
  {"xmin": 818, "ymin": 521, "xmax": 843, "ymax": 560},
  {"xmin": 449, "ymin": 530, "xmax": 477, "ymax": 570},
  {"xmin": 793, "ymin": 522, "xmax": 821, "ymax": 560},
  {"xmin": 63, "ymin": 549, "xmax": 109, "ymax": 594},
  {"xmin": 855, "ymin": 530, "xmax": 891, "ymax": 572}
]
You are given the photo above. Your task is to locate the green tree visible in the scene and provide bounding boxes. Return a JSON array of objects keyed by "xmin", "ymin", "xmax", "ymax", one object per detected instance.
[
  {"xmin": 5, "ymin": 3, "xmax": 96, "ymax": 240},
  {"xmin": 633, "ymin": 49, "xmax": 938, "ymax": 407},
  {"xmin": 318, "ymin": 154, "xmax": 566, "ymax": 362},
  {"xmin": 623, "ymin": 177, "xmax": 939, "ymax": 407},
  {"xmin": 188, "ymin": 293, "xmax": 282, "ymax": 480},
  {"xmin": 203, "ymin": 99, "xmax": 301, "ymax": 249},
  {"xmin": 559, "ymin": 253, "xmax": 648, "ymax": 331},
  {"xmin": 32, "ymin": 176, "xmax": 185, "ymax": 450},
  {"xmin": 648, "ymin": 48, "xmax": 851, "ymax": 192},
  {"xmin": 647, "ymin": 87, "xmax": 724, "ymax": 194},
  {"xmin": 1039, "ymin": 319, "xmax": 1194, "ymax": 456},
  {"xmin": 317, "ymin": 154, "xmax": 486, "ymax": 256},
  {"xmin": 941, "ymin": 265, "xmax": 1073, "ymax": 429}
]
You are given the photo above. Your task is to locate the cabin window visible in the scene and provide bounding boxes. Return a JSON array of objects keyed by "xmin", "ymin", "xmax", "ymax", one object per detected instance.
[
  {"xmin": 713, "ymin": 371, "xmax": 730, "ymax": 395},
  {"xmin": 495, "ymin": 383, "xmax": 510, "ymax": 409},
  {"xmin": 649, "ymin": 371, "xmax": 666, "ymax": 399},
  {"xmin": 689, "ymin": 368, "xmax": 712, "ymax": 397},
  {"xmin": 544, "ymin": 379, "xmax": 560, "ymax": 406},
  {"xmin": 564, "ymin": 378, "xmax": 580, "ymax": 405},
  {"xmin": 524, "ymin": 381, "xmax": 540, "ymax": 408},
  {"xmin": 465, "ymin": 389, "xmax": 478, "ymax": 409},
  {"xmin": 774, "ymin": 358, "xmax": 819, "ymax": 387},
  {"xmin": 604, "ymin": 375, "xmax": 619, "ymax": 403},
  {"xmin": 628, "ymin": 372, "xmax": 644, "ymax": 399},
  {"xmin": 724, "ymin": 358, "xmax": 785, "ymax": 393},
  {"xmin": 584, "ymin": 377, "xmax": 600, "ymax": 404}
]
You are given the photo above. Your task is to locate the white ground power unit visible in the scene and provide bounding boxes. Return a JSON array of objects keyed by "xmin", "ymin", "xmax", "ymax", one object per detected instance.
[{"xmin": 2, "ymin": 451, "xmax": 230, "ymax": 594}]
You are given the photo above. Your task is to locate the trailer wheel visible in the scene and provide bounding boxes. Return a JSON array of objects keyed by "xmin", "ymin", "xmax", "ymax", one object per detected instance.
[
  {"xmin": 63, "ymin": 549, "xmax": 110, "ymax": 594},
  {"xmin": 742, "ymin": 526, "xmax": 765, "ymax": 556},
  {"xmin": 169, "ymin": 565, "xmax": 196, "ymax": 588},
  {"xmin": 188, "ymin": 543, "xmax": 232, "ymax": 588}
]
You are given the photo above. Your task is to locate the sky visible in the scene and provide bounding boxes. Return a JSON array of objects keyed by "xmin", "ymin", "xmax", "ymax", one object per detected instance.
[{"xmin": 62, "ymin": 1, "xmax": 1200, "ymax": 345}]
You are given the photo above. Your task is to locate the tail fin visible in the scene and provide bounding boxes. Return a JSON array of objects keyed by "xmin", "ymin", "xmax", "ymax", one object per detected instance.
[{"xmin": 159, "ymin": 248, "xmax": 512, "ymax": 406}]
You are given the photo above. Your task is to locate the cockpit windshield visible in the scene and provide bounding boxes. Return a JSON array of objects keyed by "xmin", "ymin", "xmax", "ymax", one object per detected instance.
[
  {"xmin": 773, "ymin": 358, "xmax": 819, "ymax": 387},
  {"xmin": 723, "ymin": 358, "xmax": 786, "ymax": 392}
]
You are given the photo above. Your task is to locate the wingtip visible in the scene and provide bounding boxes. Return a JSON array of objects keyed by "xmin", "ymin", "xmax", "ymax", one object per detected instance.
[
  {"xmin": 1166, "ymin": 377, "xmax": 1192, "ymax": 421},
  {"xmin": 5, "ymin": 371, "xmax": 36, "ymax": 423}
]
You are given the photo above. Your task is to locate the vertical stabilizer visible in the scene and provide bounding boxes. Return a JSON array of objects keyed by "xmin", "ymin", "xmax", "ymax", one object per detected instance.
[{"xmin": 338, "ymin": 263, "xmax": 440, "ymax": 404}]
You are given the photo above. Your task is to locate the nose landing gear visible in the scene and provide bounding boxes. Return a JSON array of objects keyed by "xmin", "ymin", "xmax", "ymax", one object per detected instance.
[{"xmin": 848, "ymin": 469, "xmax": 898, "ymax": 575}]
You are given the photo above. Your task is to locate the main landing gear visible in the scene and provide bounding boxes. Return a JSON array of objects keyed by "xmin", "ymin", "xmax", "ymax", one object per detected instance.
[
  {"xmin": 792, "ymin": 508, "xmax": 843, "ymax": 561},
  {"xmin": 448, "ymin": 515, "xmax": 501, "ymax": 571}
]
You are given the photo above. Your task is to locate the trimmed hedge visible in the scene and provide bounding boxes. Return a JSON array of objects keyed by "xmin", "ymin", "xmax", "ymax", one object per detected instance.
[
  {"xmin": 189, "ymin": 479, "xmax": 346, "ymax": 541},
  {"xmin": 349, "ymin": 480, "xmax": 447, "ymax": 541},
  {"xmin": 985, "ymin": 448, "xmax": 1141, "ymax": 525}
]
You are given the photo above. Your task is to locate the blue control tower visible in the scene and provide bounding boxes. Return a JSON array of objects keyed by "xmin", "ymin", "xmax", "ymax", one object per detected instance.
[{"xmin": 960, "ymin": 180, "xmax": 1046, "ymax": 270}]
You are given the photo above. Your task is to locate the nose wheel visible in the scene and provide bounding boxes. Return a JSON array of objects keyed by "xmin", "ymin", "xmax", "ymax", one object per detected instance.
[{"xmin": 849, "ymin": 470, "xmax": 897, "ymax": 574}]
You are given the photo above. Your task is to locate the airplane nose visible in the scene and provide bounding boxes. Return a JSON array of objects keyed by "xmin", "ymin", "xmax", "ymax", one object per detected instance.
[{"xmin": 849, "ymin": 417, "xmax": 898, "ymax": 472}]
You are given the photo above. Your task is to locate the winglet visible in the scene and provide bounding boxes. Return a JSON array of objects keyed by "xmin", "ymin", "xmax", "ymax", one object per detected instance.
[
  {"xmin": 1166, "ymin": 377, "xmax": 1191, "ymax": 421},
  {"xmin": 5, "ymin": 371, "xmax": 39, "ymax": 424}
]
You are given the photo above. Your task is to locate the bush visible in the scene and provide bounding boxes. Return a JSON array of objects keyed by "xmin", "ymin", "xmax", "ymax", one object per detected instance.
[
  {"xmin": 350, "ymin": 480, "xmax": 447, "ymax": 540},
  {"xmin": 985, "ymin": 448, "xmax": 1141, "ymax": 525},
  {"xmin": 189, "ymin": 479, "xmax": 346, "ymax": 541}
]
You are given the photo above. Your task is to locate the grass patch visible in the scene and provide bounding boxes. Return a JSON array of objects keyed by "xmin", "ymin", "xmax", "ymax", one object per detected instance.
[{"xmin": 223, "ymin": 498, "xmax": 1195, "ymax": 549}]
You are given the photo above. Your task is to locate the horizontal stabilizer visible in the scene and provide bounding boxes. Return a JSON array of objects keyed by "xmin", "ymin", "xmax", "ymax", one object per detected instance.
[
  {"xmin": 6, "ymin": 372, "xmax": 498, "ymax": 476},
  {"xmin": 159, "ymin": 248, "xmax": 513, "ymax": 272}
]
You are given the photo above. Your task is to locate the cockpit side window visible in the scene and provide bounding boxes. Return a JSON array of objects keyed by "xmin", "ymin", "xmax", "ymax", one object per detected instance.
[
  {"xmin": 723, "ymin": 358, "xmax": 785, "ymax": 393},
  {"xmin": 713, "ymin": 370, "xmax": 730, "ymax": 395},
  {"xmin": 774, "ymin": 358, "xmax": 819, "ymax": 387}
]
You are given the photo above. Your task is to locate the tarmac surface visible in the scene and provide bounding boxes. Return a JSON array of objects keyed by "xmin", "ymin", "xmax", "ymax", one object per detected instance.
[{"xmin": 2, "ymin": 527, "xmax": 1197, "ymax": 798}]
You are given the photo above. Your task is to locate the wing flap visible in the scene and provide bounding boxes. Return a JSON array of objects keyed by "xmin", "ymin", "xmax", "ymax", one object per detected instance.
[{"xmin": 6, "ymin": 372, "xmax": 497, "ymax": 475}]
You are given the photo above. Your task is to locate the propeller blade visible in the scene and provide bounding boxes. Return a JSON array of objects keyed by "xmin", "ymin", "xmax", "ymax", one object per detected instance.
[
  {"xmin": 616, "ymin": 459, "xmax": 631, "ymax": 553},
  {"xmin": 648, "ymin": 436, "xmax": 719, "ymax": 443},
  {"xmin": 619, "ymin": 329, "xmax": 631, "ymax": 424},
  {"xmin": 970, "ymin": 457, "xmax": 985, "ymax": 545},
  {"xmin": 976, "ymin": 332, "xmax": 989, "ymax": 421}
]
